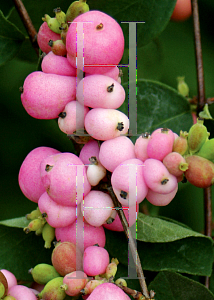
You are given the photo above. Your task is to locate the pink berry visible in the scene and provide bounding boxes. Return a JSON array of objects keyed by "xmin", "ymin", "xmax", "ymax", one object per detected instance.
[
  {"xmin": 83, "ymin": 246, "xmax": 109, "ymax": 276},
  {"xmin": 76, "ymin": 75, "xmax": 125, "ymax": 109},
  {"xmin": 99, "ymin": 136, "xmax": 136, "ymax": 172},
  {"xmin": 79, "ymin": 140, "xmax": 100, "ymax": 169},
  {"xmin": 163, "ymin": 152, "xmax": 188, "ymax": 177},
  {"xmin": 0, "ymin": 270, "xmax": 17, "ymax": 290},
  {"xmin": 58, "ymin": 101, "xmax": 89, "ymax": 135},
  {"xmin": 143, "ymin": 158, "xmax": 178, "ymax": 194},
  {"xmin": 134, "ymin": 133, "xmax": 150, "ymax": 162},
  {"xmin": 8, "ymin": 285, "xmax": 37, "ymax": 300},
  {"xmin": 40, "ymin": 152, "xmax": 91, "ymax": 206},
  {"xmin": 146, "ymin": 185, "xmax": 178, "ymax": 206},
  {"xmin": 66, "ymin": 11, "xmax": 124, "ymax": 74},
  {"xmin": 41, "ymin": 51, "xmax": 76, "ymax": 76},
  {"xmin": 18, "ymin": 146, "xmax": 60, "ymax": 203},
  {"xmin": 81, "ymin": 191, "xmax": 114, "ymax": 227},
  {"xmin": 87, "ymin": 282, "xmax": 130, "ymax": 300},
  {"xmin": 85, "ymin": 66, "xmax": 120, "ymax": 81},
  {"xmin": 38, "ymin": 192, "xmax": 80, "ymax": 228},
  {"xmin": 21, "ymin": 71, "xmax": 76, "ymax": 119},
  {"xmin": 84, "ymin": 108, "xmax": 129, "ymax": 141},
  {"xmin": 111, "ymin": 158, "xmax": 148, "ymax": 206},
  {"xmin": 37, "ymin": 22, "xmax": 61, "ymax": 54},
  {"xmin": 62, "ymin": 271, "xmax": 88, "ymax": 296}
]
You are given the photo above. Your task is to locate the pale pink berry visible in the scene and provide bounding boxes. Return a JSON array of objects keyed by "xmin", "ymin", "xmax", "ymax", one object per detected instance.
[
  {"xmin": 21, "ymin": 71, "xmax": 76, "ymax": 119},
  {"xmin": 8, "ymin": 285, "xmax": 37, "ymax": 300},
  {"xmin": 0, "ymin": 270, "xmax": 17, "ymax": 290},
  {"xmin": 84, "ymin": 108, "xmax": 129, "ymax": 141},
  {"xmin": 134, "ymin": 133, "xmax": 150, "ymax": 162},
  {"xmin": 111, "ymin": 158, "xmax": 148, "ymax": 206},
  {"xmin": 79, "ymin": 140, "xmax": 100, "ymax": 169},
  {"xmin": 76, "ymin": 75, "xmax": 125, "ymax": 109},
  {"xmin": 85, "ymin": 66, "xmax": 120, "ymax": 81},
  {"xmin": 143, "ymin": 158, "xmax": 178, "ymax": 194},
  {"xmin": 66, "ymin": 11, "xmax": 124, "ymax": 74},
  {"xmin": 81, "ymin": 191, "xmax": 114, "ymax": 227},
  {"xmin": 83, "ymin": 246, "xmax": 109, "ymax": 276},
  {"xmin": 87, "ymin": 282, "xmax": 130, "ymax": 300},
  {"xmin": 86, "ymin": 162, "xmax": 106, "ymax": 186},
  {"xmin": 41, "ymin": 51, "xmax": 76, "ymax": 76},
  {"xmin": 38, "ymin": 192, "xmax": 80, "ymax": 228},
  {"xmin": 146, "ymin": 185, "xmax": 178, "ymax": 206},
  {"xmin": 55, "ymin": 215, "xmax": 106, "ymax": 252},
  {"xmin": 58, "ymin": 101, "xmax": 89, "ymax": 135},
  {"xmin": 147, "ymin": 128, "xmax": 174, "ymax": 161},
  {"xmin": 18, "ymin": 146, "xmax": 60, "ymax": 203},
  {"xmin": 37, "ymin": 22, "xmax": 61, "ymax": 54},
  {"xmin": 99, "ymin": 136, "xmax": 136, "ymax": 172},
  {"xmin": 40, "ymin": 152, "xmax": 91, "ymax": 206}
]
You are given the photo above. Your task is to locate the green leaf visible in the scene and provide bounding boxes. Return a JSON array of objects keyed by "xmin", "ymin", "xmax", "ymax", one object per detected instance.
[
  {"xmin": 119, "ymin": 79, "xmax": 192, "ymax": 143},
  {"xmin": 0, "ymin": 225, "xmax": 52, "ymax": 280},
  {"xmin": 0, "ymin": 10, "xmax": 25, "ymax": 65},
  {"xmin": 137, "ymin": 212, "xmax": 205, "ymax": 243},
  {"xmin": 149, "ymin": 271, "xmax": 214, "ymax": 300},
  {"xmin": 0, "ymin": 217, "xmax": 29, "ymax": 228},
  {"xmin": 104, "ymin": 224, "xmax": 213, "ymax": 276},
  {"xmin": 89, "ymin": 0, "xmax": 177, "ymax": 47}
]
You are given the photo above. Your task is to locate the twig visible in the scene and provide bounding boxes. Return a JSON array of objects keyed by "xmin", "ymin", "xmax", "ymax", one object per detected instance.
[
  {"xmin": 13, "ymin": 0, "xmax": 39, "ymax": 56},
  {"xmin": 192, "ymin": 0, "xmax": 212, "ymax": 289},
  {"xmin": 107, "ymin": 186, "xmax": 151, "ymax": 299}
]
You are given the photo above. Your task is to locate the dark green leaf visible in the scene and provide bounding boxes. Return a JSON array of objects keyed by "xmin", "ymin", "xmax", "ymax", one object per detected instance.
[
  {"xmin": 0, "ymin": 217, "xmax": 29, "ymax": 228},
  {"xmin": 89, "ymin": 0, "xmax": 177, "ymax": 47},
  {"xmin": 119, "ymin": 79, "xmax": 192, "ymax": 143},
  {"xmin": 137, "ymin": 212, "xmax": 205, "ymax": 243},
  {"xmin": 149, "ymin": 271, "xmax": 214, "ymax": 300},
  {"xmin": 0, "ymin": 225, "xmax": 52, "ymax": 281},
  {"xmin": 0, "ymin": 10, "xmax": 25, "ymax": 65},
  {"xmin": 104, "ymin": 227, "xmax": 213, "ymax": 276}
]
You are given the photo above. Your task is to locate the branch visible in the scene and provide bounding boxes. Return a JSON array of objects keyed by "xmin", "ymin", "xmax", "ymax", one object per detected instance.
[
  {"xmin": 107, "ymin": 185, "xmax": 151, "ymax": 299},
  {"xmin": 13, "ymin": 0, "xmax": 39, "ymax": 56},
  {"xmin": 191, "ymin": 0, "xmax": 212, "ymax": 289}
]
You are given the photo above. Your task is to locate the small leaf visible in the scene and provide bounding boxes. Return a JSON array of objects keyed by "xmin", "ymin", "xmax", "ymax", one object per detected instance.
[
  {"xmin": 120, "ymin": 79, "xmax": 192, "ymax": 143},
  {"xmin": 137, "ymin": 212, "xmax": 205, "ymax": 243},
  {"xmin": 199, "ymin": 103, "xmax": 213, "ymax": 120},
  {"xmin": 149, "ymin": 271, "xmax": 214, "ymax": 300},
  {"xmin": 0, "ymin": 217, "xmax": 29, "ymax": 228},
  {"xmin": 0, "ymin": 10, "xmax": 25, "ymax": 65}
]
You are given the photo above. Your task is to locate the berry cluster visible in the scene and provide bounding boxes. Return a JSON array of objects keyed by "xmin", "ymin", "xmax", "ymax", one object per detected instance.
[{"xmin": 16, "ymin": 0, "xmax": 214, "ymax": 299}]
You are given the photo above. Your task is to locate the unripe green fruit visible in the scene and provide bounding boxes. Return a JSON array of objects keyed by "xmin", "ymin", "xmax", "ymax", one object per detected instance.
[
  {"xmin": 197, "ymin": 138, "xmax": 214, "ymax": 161},
  {"xmin": 53, "ymin": 8, "xmax": 66, "ymax": 26},
  {"xmin": 29, "ymin": 263, "xmax": 60, "ymax": 285},
  {"xmin": 24, "ymin": 218, "xmax": 46, "ymax": 234},
  {"xmin": 42, "ymin": 15, "xmax": 61, "ymax": 34},
  {"xmin": 66, "ymin": 0, "xmax": 89, "ymax": 23},
  {"xmin": 187, "ymin": 118, "xmax": 209, "ymax": 154},
  {"xmin": 26, "ymin": 207, "xmax": 42, "ymax": 220},
  {"xmin": 37, "ymin": 277, "xmax": 66, "ymax": 300},
  {"xmin": 0, "ymin": 271, "xmax": 8, "ymax": 298},
  {"xmin": 4, "ymin": 296, "xmax": 16, "ymax": 300},
  {"xmin": 173, "ymin": 131, "xmax": 188, "ymax": 155},
  {"xmin": 42, "ymin": 223, "xmax": 55, "ymax": 248},
  {"xmin": 185, "ymin": 155, "xmax": 214, "ymax": 188},
  {"xmin": 115, "ymin": 278, "xmax": 127, "ymax": 287}
]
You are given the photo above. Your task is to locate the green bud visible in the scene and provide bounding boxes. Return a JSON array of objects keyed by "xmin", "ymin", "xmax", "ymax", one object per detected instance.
[
  {"xmin": 42, "ymin": 14, "xmax": 62, "ymax": 34},
  {"xmin": 197, "ymin": 138, "xmax": 214, "ymax": 161},
  {"xmin": 177, "ymin": 76, "xmax": 189, "ymax": 97},
  {"xmin": 0, "ymin": 282, "xmax": 5, "ymax": 298},
  {"xmin": 187, "ymin": 118, "xmax": 209, "ymax": 154},
  {"xmin": 24, "ymin": 218, "xmax": 46, "ymax": 234},
  {"xmin": 37, "ymin": 277, "xmax": 66, "ymax": 300},
  {"xmin": 29, "ymin": 263, "xmax": 60, "ymax": 285},
  {"xmin": 3, "ymin": 296, "xmax": 16, "ymax": 300},
  {"xmin": 53, "ymin": 7, "xmax": 66, "ymax": 26},
  {"xmin": 66, "ymin": 0, "xmax": 89, "ymax": 23},
  {"xmin": 0, "ymin": 271, "xmax": 8, "ymax": 298},
  {"xmin": 42, "ymin": 223, "xmax": 55, "ymax": 248},
  {"xmin": 26, "ymin": 207, "xmax": 42, "ymax": 220},
  {"xmin": 115, "ymin": 278, "xmax": 127, "ymax": 287}
]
